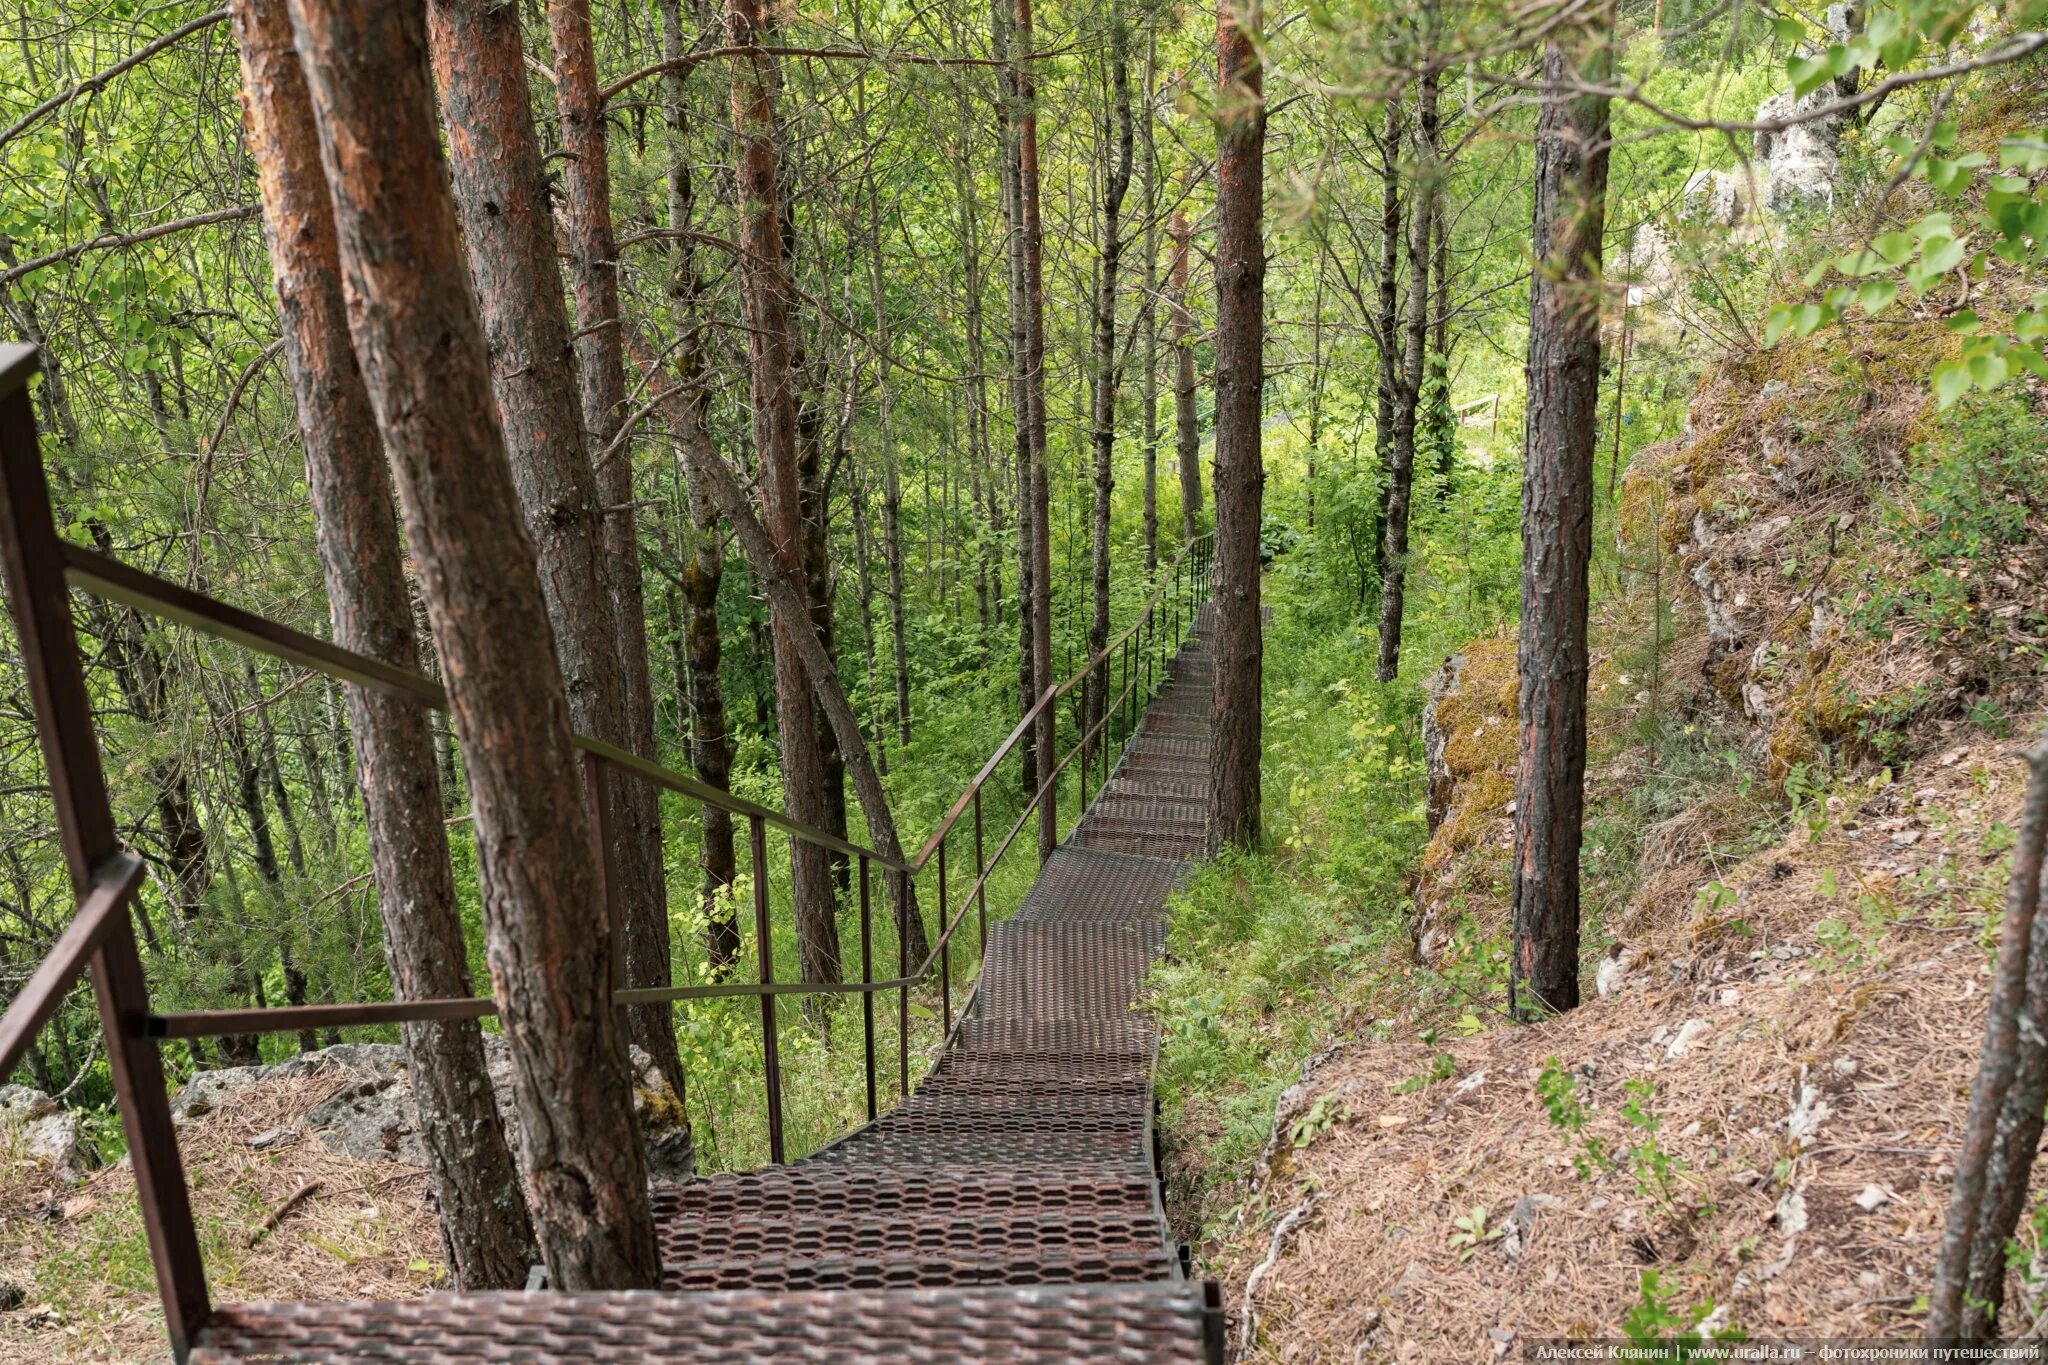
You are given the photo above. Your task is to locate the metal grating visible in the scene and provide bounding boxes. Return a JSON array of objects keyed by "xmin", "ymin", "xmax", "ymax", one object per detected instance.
[
  {"xmin": 1010, "ymin": 845, "xmax": 1187, "ymax": 925},
  {"xmin": 193, "ymin": 1282, "xmax": 1224, "ymax": 1362}
]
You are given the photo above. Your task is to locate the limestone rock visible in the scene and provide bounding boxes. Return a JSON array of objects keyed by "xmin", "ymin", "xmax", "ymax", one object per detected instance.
[
  {"xmin": 0, "ymin": 1084, "xmax": 93, "ymax": 1179},
  {"xmin": 1422, "ymin": 653, "xmax": 1465, "ymax": 839},
  {"xmin": 1756, "ymin": 86, "xmax": 1843, "ymax": 213}
]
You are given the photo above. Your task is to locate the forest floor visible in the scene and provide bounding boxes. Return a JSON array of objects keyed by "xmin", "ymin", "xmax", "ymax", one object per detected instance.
[
  {"xmin": 0, "ymin": 1074, "xmax": 441, "ymax": 1362},
  {"xmin": 1192, "ymin": 726, "xmax": 2020, "ymax": 1358}
]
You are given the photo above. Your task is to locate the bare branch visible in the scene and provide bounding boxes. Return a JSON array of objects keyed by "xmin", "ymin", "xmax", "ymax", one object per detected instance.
[
  {"xmin": 0, "ymin": 10, "xmax": 229, "ymax": 157},
  {"xmin": 600, "ymin": 41, "xmax": 1076, "ymax": 103},
  {"xmin": 0, "ymin": 205, "xmax": 260, "ymax": 288}
]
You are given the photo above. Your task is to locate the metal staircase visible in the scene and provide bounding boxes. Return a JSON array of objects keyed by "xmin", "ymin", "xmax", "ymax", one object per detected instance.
[{"xmin": 0, "ymin": 343, "xmax": 1225, "ymax": 1363}]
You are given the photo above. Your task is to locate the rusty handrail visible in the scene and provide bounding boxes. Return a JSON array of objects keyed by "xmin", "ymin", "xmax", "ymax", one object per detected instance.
[
  {"xmin": 63, "ymin": 529, "xmax": 1212, "ymax": 880},
  {"xmin": 0, "ymin": 851, "xmax": 143, "ymax": 1075},
  {"xmin": 61, "ymin": 541, "xmax": 915, "ymax": 873},
  {"xmin": 136, "ymin": 542, "xmax": 1213, "ymax": 1041}
]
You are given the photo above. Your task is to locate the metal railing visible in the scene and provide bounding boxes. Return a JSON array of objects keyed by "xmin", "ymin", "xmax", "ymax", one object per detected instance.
[{"xmin": 0, "ymin": 341, "xmax": 1214, "ymax": 1355}]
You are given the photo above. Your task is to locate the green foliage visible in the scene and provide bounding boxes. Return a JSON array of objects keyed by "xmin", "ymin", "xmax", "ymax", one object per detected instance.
[
  {"xmin": 1288, "ymin": 1094, "xmax": 1354, "ymax": 1148},
  {"xmin": 1622, "ymin": 1270, "xmax": 1743, "ymax": 1354},
  {"xmin": 1536, "ymin": 1056, "xmax": 1614, "ymax": 1179},
  {"xmin": 1853, "ymin": 388, "xmax": 2048, "ymax": 647},
  {"xmin": 1772, "ymin": 107, "xmax": 2048, "ymax": 406},
  {"xmin": 1447, "ymin": 1202, "xmax": 1504, "ymax": 1259}
]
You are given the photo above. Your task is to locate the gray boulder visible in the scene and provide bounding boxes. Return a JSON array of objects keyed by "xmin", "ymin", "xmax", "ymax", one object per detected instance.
[
  {"xmin": 171, "ymin": 1038, "xmax": 695, "ymax": 1181},
  {"xmin": 0, "ymin": 1084, "xmax": 93, "ymax": 1180},
  {"xmin": 1756, "ymin": 86, "xmax": 1843, "ymax": 213}
]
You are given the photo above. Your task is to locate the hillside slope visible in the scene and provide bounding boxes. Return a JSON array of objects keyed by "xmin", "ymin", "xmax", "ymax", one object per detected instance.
[{"xmin": 1191, "ymin": 317, "xmax": 2048, "ymax": 1356}]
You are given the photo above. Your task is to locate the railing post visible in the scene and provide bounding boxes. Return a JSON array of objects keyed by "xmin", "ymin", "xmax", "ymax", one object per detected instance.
[
  {"xmin": 1079, "ymin": 721, "xmax": 1089, "ymax": 812},
  {"xmin": 938, "ymin": 836, "xmax": 951, "ymax": 1035},
  {"xmin": 972, "ymin": 788, "xmax": 987, "ymax": 966},
  {"xmin": 0, "ymin": 347, "xmax": 209, "ymax": 1354},
  {"xmin": 896, "ymin": 869, "xmax": 910, "ymax": 1097},
  {"xmin": 1039, "ymin": 688, "xmax": 1058, "ymax": 863},
  {"xmin": 1175, "ymin": 559, "xmax": 1182, "ymax": 644},
  {"xmin": 749, "ymin": 814, "xmax": 784, "ymax": 1164},
  {"xmin": 859, "ymin": 855, "xmax": 875, "ymax": 1122}
]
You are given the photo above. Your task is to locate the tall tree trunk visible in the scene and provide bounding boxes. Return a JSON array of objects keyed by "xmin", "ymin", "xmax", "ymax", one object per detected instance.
[
  {"xmin": 547, "ymin": 0, "xmax": 688, "ymax": 1113},
  {"xmin": 1014, "ymin": 0, "xmax": 1056, "ymax": 860},
  {"xmin": 726, "ymin": 0, "xmax": 840, "ymax": 985},
  {"xmin": 657, "ymin": 0, "xmax": 738, "ymax": 972},
  {"xmin": 626, "ymin": 327, "xmax": 925, "ymax": 968},
  {"xmin": 799, "ymin": 427, "xmax": 849, "ymax": 892},
  {"xmin": 994, "ymin": 0, "xmax": 1036, "ymax": 805},
  {"xmin": 229, "ymin": 0, "xmax": 533, "ymax": 1283},
  {"xmin": 284, "ymin": 0, "xmax": 658, "ymax": 1287},
  {"xmin": 849, "ymin": 471, "xmax": 887, "ymax": 773},
  {"xmin": 1371, "ymin": 99, "xmax": 1403, "ymax": 600},
  {"xmin": 1510, "ymin": 23, "xmax": 1611, "ymax": 1022},
  {"xmin": 882, "ymin": 457, "xmax": 912, "ymax": 748},
  {"xmin": 1169, "ymin": 203, "xmax": 1201, "ymax": 540},
  {"xmin": 1138, "ymin": 35, "xmax": 1161, "ymax": 576},
  {"xmin": 1209, "ymin": 0, "xmax": 1264, "ymax": 853},
  {"xmin": 1374, "ymin": 60, "xmax": 1437, "ymax": 683},
  {"xmin": 425, "ymin": 0, "xmax": 679, "ymax": 1084},
  {"xmin": 1087, "ymin": 20, "xmax": 1134, "ymax": 776},
  {"xmin": 1947, "ymin": 745, "xmax": 2048, "ymax": 1339}
]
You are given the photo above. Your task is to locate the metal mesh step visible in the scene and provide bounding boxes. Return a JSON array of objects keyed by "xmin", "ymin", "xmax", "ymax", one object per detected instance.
[
  {"xmin": 1009, "ymin": 846, "xmax": 1187, "ymax": 925},
  {"xmin": 972, "ymin": 922, "xmax": 1164, "ymax": 1020},
  {"xmin": 658, "ymin": 1210, "xmax": 1175, "ymax": 1291},
  {"xmin": 194, "ymin": 1282, "xmax": 1224, "ymax": 1362}
]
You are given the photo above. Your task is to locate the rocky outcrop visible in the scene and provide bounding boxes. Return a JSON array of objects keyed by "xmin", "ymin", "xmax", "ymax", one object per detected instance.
[
  {"xmin": 0, "ymin": 1084, "xmax": 95, "ymax": 1180},
  {"xmin": 1412, "ymin": 639, "xmax": 1519, "ymax": 965},
  {"xmin": 1422, "ymin": 653, "xmax": 1465, "ymax": 839},
  {"xmin": 1671, "ymin": 85, "xmax": 1842, "ymax": 231},
  {"xmin": 1756, "ymin": 86, "xmax": 1844, "ymax": 214},
  {"xmin": 171, "ymin": 1039, "xmax": 695, "ymax": 1182}
]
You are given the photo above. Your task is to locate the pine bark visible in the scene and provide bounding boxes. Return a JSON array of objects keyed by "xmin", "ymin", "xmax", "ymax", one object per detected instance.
[
  {"xmin": 726, "ymin": 0, "xmax": 840, "ymax": 984},
  {"xmin": 424, "ymin": 0, "xmax": 680, "ymax": 1083},
  {"xmin": 1137, "ymin": 39, "xmax": 1161, "ymax": 574},
  {"xmin": 1208, "ymin": 0, "xmax": 1264, "ymax": 853},
  {"xmin": 1947, "ymin": 742, "xmax": 2048, "ymax": 1338},
  {"xmin": 994, "ymin": 0, "xmax": 1037, "ymax": 805},
  {"xmin": 546, "ymin": 0, "xmax": 688, "ymax": 1109},
  {"xmin": 283, "ymin": 0, "xmax": 658, "ymax": 1287},
  {"xmin": 229, "ymin": 0, "xmax": 532, "ymax": 1284},
  {"xmin": 1014, "ymin": 0, "xmax": 1056, "ymax": 860},
  {"xmin": 1510, "ymin": 31, "xmax": 1610, "ymax": 1021},
  {"xmin": 1374, "ymin": 64, "xmax": 1436, "ymax": 683}
]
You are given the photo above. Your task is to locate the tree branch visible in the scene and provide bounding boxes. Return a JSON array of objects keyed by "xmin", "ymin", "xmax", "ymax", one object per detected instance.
[
  {"xmin": 0, "ymin": 205, "xmax": 260, "ymax": 288},
  {"xmin": 0, "ymin": 10, "xmax": 229, "ymax": 157}
]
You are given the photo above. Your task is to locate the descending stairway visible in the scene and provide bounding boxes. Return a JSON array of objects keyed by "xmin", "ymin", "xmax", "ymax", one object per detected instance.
[{"xmin": 194, "ymin": 608, "xmax": 1221, "ymax": 1363}]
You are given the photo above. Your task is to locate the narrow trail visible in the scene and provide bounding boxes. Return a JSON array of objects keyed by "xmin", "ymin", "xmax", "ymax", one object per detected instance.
[{"xmin": 195, "ymin": 604, "xmax": 1224, "ymax": 1362}]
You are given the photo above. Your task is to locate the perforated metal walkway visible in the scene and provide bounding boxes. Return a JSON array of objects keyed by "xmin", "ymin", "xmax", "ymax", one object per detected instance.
[{"xmin": 192, "ymin": 610, "xmax": 1221, "ymax": 1362}]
